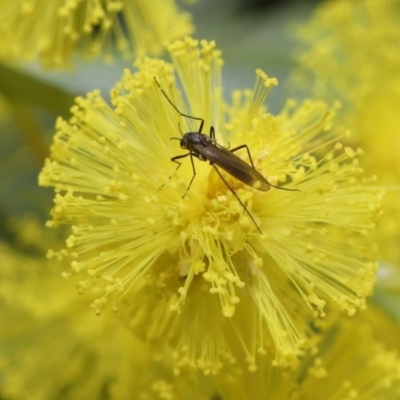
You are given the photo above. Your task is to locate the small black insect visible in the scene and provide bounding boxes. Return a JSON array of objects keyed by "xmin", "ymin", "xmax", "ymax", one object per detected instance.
[{"xmin": 154, "ymin": 78, "xmax": 299, "ymax": 233}]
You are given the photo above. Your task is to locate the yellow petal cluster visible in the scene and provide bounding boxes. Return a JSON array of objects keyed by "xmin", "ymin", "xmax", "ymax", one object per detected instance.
[
  {"xmin": 40, "ymin": 38, "xmax": 383, "ymax": 372},
  {"xmin": 0, "ymin": 239, "xmax": 215, "ymax": 400},
  {"xmin": 0, "ymin": 0, "xmax": 193, "ymax": 68},
  {"xmin": 294, "ymin": 0, "xmax": 400, "ymax": 265},
  {"xmin": 212, "ymin": 314, "xmax": 400, "ymax": 400},
  {"xmin": 2, "ymin": 221, "xmax": 400, "ymax": 398}
]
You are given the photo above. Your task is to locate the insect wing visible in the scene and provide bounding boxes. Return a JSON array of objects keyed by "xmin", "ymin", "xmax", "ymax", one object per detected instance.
[{"xmin": 195, "ymin": 143, "xmax": 271, "ymax": 191}]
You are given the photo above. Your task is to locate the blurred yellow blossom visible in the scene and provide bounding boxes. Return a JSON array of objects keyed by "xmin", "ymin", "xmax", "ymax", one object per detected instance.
[
  {"xmin": 212, "ymin": 313, "xmax": 400, "ymax": 400},
  {"xmin": 0, "ymin": 238, "xmax": 215, "ymax": 400},
  {"xmin": 0, "ymin": 0, "xmax": 193, "ymax": 68},
  {"xmin": 39, "ymin": 38, "xmax": 383, "ymax": 372},
  {"xmin": 294, "ymin": 0, "xmax": 400, "ymax": 265}
]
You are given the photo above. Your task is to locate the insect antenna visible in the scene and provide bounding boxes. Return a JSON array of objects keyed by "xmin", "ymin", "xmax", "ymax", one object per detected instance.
[
  {"xmin": 154, "ymin": 77, "xmax": 205, "ymax": 133},
  {"xmin": 178, "ymin": 122, "xmax": 184, "ymax": 136}
]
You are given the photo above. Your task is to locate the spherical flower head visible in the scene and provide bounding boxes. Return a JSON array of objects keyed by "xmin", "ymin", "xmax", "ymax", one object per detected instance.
[
  {"xmin": 211, "ymin": 313, "xmax": 400, "ymax": 400},
  {"xmin": 0, "ymin": 0, "xmax": 193, "ymax": 68},
  {"xmin": 40, "ymin": 38, "xmax": 383, "ymax": 372},
  {"xmin": 0, "ymin": 240, "xmax": 215, "ymax": 400},
  {"xmin": 294, "ymin": 0, "xmax": 400, "ymax": 180},
  {"xmin": 293, "ymin": 0, "xmax": 400, "ymax": 265}
]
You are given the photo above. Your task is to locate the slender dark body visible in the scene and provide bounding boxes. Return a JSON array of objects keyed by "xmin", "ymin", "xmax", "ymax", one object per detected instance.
[
  {"xmin": 177, "ymin": 130, "xmax": 272, "ymax": 192},
  {"xmin": 154, "ymin": 78, "xmax": 298, "ymax": 233}
]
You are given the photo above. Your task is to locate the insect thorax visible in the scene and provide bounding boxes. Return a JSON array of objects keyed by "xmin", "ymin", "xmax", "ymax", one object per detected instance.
[{"xmin": 183, "ymin": 132, "xmax": 211, "ymax": 147}]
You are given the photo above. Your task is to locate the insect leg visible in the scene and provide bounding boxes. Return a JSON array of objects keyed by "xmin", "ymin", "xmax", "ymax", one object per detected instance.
[
  {"xmin": 166, "ymin": 152, "xmax": 199, "ymax": 198},
  {"xmin": 181, "ymin": 152, "xmax": 198, "ymax": 198},
  {"xmin": 210, "ymin": 126, "xmax": 216, "ymax": 140},
  {"xmin": 229, "ymin": 144, "xmax": 256, "ymax": 169},
  {"xmin": 212, "ymin": 165, "xmax": 263, "ymax": 234},
  {"xmin": 159, "ymin": 153, "xmax": 189, "ymax": 192},
  {"xmin": 171, "ymin": 153, "xmax": 190, "ymax": 170}
]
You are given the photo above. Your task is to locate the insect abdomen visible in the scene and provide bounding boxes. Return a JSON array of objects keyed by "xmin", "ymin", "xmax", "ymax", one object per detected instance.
[{"xmin": 217, "ymin": 161, "xmax": 271, "ymax": 191}]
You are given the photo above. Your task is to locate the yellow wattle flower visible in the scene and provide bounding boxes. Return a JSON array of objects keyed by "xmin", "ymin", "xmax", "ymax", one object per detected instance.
[
  {"xmin": 293, "ymin": 0, "xmax": 400, "ymax": 265},
  {"xmin": 212, "ymin": 314, "xmax": 400, "ymax": 399},
  {"xmin": 40, "ymin": 38, "xmax": 383, "ymax": 372},
  {"xmin": 0, "ymin": 0, "xmax": 193, "ymax": 68},
  {"xmin": 0, "ymin": 239, "xmax": 215, "ymax": 399}
]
